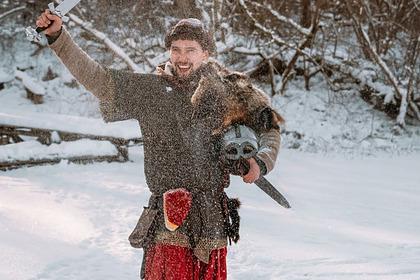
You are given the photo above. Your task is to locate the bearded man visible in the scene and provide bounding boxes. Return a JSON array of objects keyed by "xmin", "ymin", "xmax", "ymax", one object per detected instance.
[{"xmin": 36, "ymin": 11, "xmax": 280, "ymax": 280}]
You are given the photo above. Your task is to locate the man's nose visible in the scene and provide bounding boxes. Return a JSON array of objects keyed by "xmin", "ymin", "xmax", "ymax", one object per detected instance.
[{"xmin": 177, "ymin": 51, "xmax": 189, "ymax": 62}]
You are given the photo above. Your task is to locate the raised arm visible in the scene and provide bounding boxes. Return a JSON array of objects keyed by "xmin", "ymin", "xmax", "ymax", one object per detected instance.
[{"xmin": 36, "ymin": 10, "xmax": 113, "ymax": 101}]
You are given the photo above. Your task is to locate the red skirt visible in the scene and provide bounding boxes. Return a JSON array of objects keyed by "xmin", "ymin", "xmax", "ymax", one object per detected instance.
[{"xmin": 145, "ymin": 244, "xmax": 227, "ymax": 280}]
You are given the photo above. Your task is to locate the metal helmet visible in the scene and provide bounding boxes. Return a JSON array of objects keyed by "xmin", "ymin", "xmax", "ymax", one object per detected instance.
[{"xmin": 222, "ymin": 125, "xmax": 259, "ymax": 161}]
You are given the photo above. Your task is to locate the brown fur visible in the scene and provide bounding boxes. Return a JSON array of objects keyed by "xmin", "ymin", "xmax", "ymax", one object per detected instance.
[{"xmin": 191, "ymin": 63, "xmax": 284, "ymax": 135}]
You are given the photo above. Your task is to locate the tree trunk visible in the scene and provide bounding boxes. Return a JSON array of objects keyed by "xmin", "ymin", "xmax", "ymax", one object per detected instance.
[
  {"xmin": 301, "ymin": 0, "xmax": 311, "ymax": 28},
  {"xmin": 173, "ymin": 0, "xmax": 202, "ymax": 19}
]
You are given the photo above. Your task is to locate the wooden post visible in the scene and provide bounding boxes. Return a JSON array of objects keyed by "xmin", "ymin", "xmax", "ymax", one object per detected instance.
[{"xmin": 26, "ymin": 89, "xmax": 44, "ymax": 104}]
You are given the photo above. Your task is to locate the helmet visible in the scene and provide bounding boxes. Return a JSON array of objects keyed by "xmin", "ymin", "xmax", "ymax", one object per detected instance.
[{"xmin": 222, "ymin": 125, "xmax": 259, "ymax": 161}]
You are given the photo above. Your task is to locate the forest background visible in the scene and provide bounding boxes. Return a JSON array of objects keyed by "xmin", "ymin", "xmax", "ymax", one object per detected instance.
[{"xmin": 1, "ymin": 0, "xmax": 419, "ymax": 153}]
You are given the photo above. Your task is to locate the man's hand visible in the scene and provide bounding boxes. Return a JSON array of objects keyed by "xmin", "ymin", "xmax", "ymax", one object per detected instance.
[
  {"xmin": 36, "ymin": 9, "xmax": 63, "ymax": 36},
  {"xmin": 242, "ymin": 158, "xmax": 260, "ymax": 184}
]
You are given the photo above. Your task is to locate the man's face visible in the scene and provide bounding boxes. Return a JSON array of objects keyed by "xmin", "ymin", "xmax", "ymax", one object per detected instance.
[{"xmin": 169, "ymin": 40, "xmax": 209, "ymax": 78}]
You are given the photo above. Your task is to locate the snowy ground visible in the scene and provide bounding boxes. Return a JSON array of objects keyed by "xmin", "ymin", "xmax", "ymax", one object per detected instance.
[{"xmin": 1, "ymin": 149, "xmax": 420, "ymax": 280}]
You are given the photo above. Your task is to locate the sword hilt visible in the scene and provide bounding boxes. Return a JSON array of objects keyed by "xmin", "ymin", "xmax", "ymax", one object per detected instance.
[
  {"xmin": 35, "ymin": 26, "xmax": 47, "ymax": 33},
  {"xmin": 25, "ymin": 2, "xmax": 69, "ymax": 42},
  {"xmin": 25, "ymin": 26, "xmax": 46, "ymax": 43},
  {"xmin": 238, "ymin": 158, "xmax": 250, "ymax": 176},
  {"xmin": 222, "ymin": 154, "xmax": 291, "ymax": 208},
  {"xmin": 224, "ymin": 158, "xmax": 250, "ymax": 176}
]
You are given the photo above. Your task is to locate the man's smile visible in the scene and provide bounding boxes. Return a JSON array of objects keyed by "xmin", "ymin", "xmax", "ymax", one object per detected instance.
[{"xmin": 176, "ymin": 63, "xmax": 193, "ymax": 75}]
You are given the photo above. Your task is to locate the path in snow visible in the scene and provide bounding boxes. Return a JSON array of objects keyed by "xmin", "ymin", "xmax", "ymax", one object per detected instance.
[{"xmin": 1, "ymin": 149, "xmax": 420, "ymax": 280}]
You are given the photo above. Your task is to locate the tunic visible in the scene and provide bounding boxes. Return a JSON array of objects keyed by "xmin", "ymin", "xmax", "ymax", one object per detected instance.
[{"xmin": 49, "ymin": 28, "xmax": 281, "ymax": 263}]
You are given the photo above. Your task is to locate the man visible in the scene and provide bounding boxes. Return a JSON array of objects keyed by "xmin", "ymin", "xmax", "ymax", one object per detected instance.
[{"xmin": 36, "ymin": 11, "xmax": 280, "ymax": 280}]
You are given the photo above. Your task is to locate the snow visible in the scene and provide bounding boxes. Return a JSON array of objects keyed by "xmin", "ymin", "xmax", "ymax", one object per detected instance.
[
  {"xmin": 250, "ymin": 1, "xmax": 311, "ymax": 36},
  {"xmin": 1, "ymin": 15, "xmax": 420, "ymax": 280},
  {"xmin": 14, "ymin": 70, "xmax": 46, "ymax": 95},
  {"xmin": 0, "ymin": 6, "xmax": 25, "ymax": 21},
  {"xmin": 1, "ymin": 150, "xmax": 420, "ymax": 280},
  {"xmin": 0, "ymin": 109, "xmax": 141, "ymax": 140},
  {"xmin": 272, "ymin": 79, "xmax": 420, "ymax": 154},
  {"xmin": 357, "ymin": 28, "xmax": 407, "ymax": 126},
  {"xmin": 68, "ymin": 13, "xmax": 142, "ymax": 73},
  {"xmin": 0, "ymin": 69, "xmax": 13, "ymax": 83},
  {"xmin": 0, "ymin": 139, "xmax": 117, "ymax": 162}
]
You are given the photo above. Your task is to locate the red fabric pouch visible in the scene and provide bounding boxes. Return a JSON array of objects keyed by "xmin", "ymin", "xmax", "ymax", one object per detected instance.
[{"xmin": 163, "ymin": 188, "xmax": 192, "ymax": 231}]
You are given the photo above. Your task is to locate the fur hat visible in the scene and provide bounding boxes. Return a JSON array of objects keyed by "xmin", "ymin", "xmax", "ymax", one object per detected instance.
[{"xmin": 164, "ymin": 18, "xmax": 216, "ymax": 54}]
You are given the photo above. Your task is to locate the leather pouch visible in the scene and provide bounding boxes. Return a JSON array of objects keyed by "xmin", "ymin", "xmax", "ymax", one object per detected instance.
[{"xmin": 128, "ymin": 206, "xmax": 158, "ymax": 248}]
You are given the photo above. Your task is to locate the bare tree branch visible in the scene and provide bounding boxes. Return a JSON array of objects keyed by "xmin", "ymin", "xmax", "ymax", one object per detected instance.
[
  {"xmin": 247, "ymin": 1, "xmax": 311, "ymax": 36},
  {"xmin": 345, "ymin": 0, "xmax": 409, "ymax": 126},
  {"xmin": 0, "ymin": 6, "xmax": 26, "ymax": 22},
  {"xmin": 280, "ymin": 4, "xmax": 321, "ymax": 95},
  {"xmin": 68, "ymin": 13, "xmax": 141, "ymax": 72},
  {"xmin": 238, "ymin": 0, "xmax": 336, "ymax": 93}
]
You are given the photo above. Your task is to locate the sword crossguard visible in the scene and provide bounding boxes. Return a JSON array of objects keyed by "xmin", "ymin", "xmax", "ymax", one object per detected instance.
[
  {"xmin": 48, "ymin": 2, "xmax": 69, "ymax": 22},
  {"xmin": 26, "ymin": 2, "xmax": 70, "ymax": 42},
  {"xmin": 25, "ymin": 27, "xmax": 43, "ymax": 43}
]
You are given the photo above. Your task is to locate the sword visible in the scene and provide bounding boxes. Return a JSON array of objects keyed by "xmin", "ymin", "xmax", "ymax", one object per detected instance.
[
  {"xmin": 235, "ymin": 159, "xmax": 291, "ymax": 209},
  {"xmin": 222, "ymin": 125, "xmax": 291, "ymax": 208},
  {"xmin": 25, "ymin": 0, "xmax": 82, "ymax": 42},
  {"xmin": 254, "ymin": 176, "xmax": 291, "ymax": 208}
]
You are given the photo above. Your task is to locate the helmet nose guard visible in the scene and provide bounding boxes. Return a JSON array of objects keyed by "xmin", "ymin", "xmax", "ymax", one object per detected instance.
[{"xmin": 222, "ymin": 125, "xmax": 259, "ymax": 161}]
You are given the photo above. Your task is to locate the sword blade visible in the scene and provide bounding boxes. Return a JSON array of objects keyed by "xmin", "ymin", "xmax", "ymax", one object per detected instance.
[
  {"xmin": 56, "ymin": 0, "xmax": 81, "ymax": 15},
  {"xmin": 254, "ymin": 177, "xmax": 291, "ymax": 208}
]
